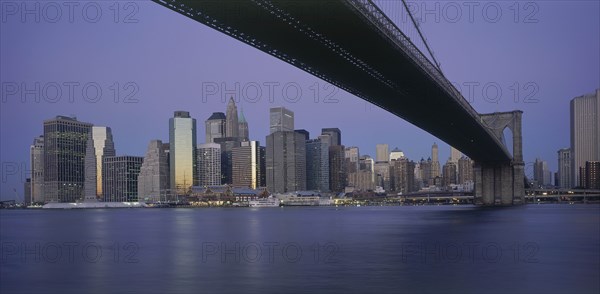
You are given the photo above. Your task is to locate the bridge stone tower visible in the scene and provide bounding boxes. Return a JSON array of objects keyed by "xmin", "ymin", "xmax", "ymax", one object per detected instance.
[{"xmin": 475, "ymin": 111, "xmax": 525, "ymax": 205}]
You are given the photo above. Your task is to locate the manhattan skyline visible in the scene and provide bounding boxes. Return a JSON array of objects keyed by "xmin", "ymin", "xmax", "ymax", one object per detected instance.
[{"xmin": 1, "ymin": 1, "xmax": 599, "ymax": 199}]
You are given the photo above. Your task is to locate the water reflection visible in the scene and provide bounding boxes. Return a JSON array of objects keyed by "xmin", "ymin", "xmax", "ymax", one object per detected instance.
[{"xmin": 1, "ymin": 205, "xmax": 598, "ymax": 294}]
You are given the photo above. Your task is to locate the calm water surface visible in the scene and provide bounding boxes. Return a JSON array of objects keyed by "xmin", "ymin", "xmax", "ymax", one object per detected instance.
[{"xmin": 1, "ymin": 204, "xmax": 599, "ymax": 294}]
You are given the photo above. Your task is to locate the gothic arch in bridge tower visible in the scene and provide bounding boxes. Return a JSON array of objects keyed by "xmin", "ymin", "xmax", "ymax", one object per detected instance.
[{"xmin": 475, "ymin": 111, "xmax": 525, "ymax": 205}]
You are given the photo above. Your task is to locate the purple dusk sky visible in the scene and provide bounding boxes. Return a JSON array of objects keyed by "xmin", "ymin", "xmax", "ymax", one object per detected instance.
[{"xmin": 1, "ymin": 1, "xmax": 599, "ymax": 200}]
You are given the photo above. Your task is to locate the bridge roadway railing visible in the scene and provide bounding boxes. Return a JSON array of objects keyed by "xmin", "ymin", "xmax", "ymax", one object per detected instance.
[{"xmin": 347, "ymin": 0, "xmax": 486, "ymax": 126}]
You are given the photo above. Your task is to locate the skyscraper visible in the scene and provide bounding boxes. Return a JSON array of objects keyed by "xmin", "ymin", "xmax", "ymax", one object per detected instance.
[
  {"xmin": 442, "ymin": 161, "xmax": 457, "ymax": 188},
  {"xmin": 103, "ymin": 156, "xmax": 144, "ymax": 202},
  {"xmin": 138, "ymin": 140, "xmax": 170, "ymax": 202},
  {"xmin": 458, "ymin": 156, "xmax": 474, "ymax": 185},
  {"xmin": 419, "ymin": 158, "xmax": 434, "ymax": 187},
  {"xmin": 197, "ymin": 143, "xmax": 222, "ymax": 187},
  {"xmin": 232, "ymin": 141, "xmax": 263, "ymax": 189},
  {"xmin": 534, "ymin": 158, "xmax": 550, "ymax": 187},
  {"xmin": 83, "ymin": 133, "xmax": 97, "ymax": 201},
  {"xmin": 583, "ymin": 161, "xmax": 600, "ymax": 189},
  {"xmin": 389, "ymin": 148, "xmax": 404, "ymax": 161},
  {"xmin": 266, "ymin": 130, "xmax": 306, "ymax": 193},
  {"xmin": 214, "ymin": 137, "xmax": 242, "ymax": 184},
  {"xmin": 205, "ymin": 112, "xmax": 226, "ymax": 143},
  {"xmin": 169, "ymin": 111, "xmax": 197, "ymax": 195},
  {"xmin": 43, "ymin": 116, "xmax": 92, "ymax": 203},
  {"xmin": 450, "ymin": 146, "xmax": 462, "ymax": 163},
  {"xmin": 329, "ymin": 144, "xmax": 347, "ymax": 192},
  {"xmin": 376, "ymin": 144, "xmax": 389, "ymax": 162},
  {"xmin": 570, "ymin": 89, "xmax": 600, "ymax": 187},
  {"xmin": 91, "ymin": 126, "xmax": 115, "ymax": 199},
  {"xmin": 374, "ymin": 162, "xmax": 391, "ymax": 190},
  {"xmin": 345, "ymin": 146, "xmax": 360, "ymax": 187},
  {"xmin": 431, "ymin": 143, "xmax": 440, "ymax": 179},
  {"xmin": 225, "ymin": 97, "xmax": 239, "ymax": 138},
  {"xmin": 306, "ymin": 137, "xmax": 330, "ymax": 192},
  {"xmin": 358, "ymin": 155, "xmax": 375, "ymax": 190},
  {"xmin": 238, "ymin": 108, "xmax": 249, "ymax": 141},
  {"xmin": 321, "ymin": 128, "xmax": 341, "ymax": 146},
  {"xmin": 29, "ymin": 135, "xmax": 44, "ymax": 204},
  {"xmin": 557, "ymin": 148, "xmax": 572, "ymax": 188},
  {"xmin": 269, "ymin": 107, "xmax": 294, "ymax": 133},
  {"xmin": 391, "ymin": 158, "xmax": 415, "ymax": 194}
]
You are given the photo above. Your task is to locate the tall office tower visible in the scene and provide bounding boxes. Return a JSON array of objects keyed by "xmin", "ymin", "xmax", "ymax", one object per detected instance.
[
  {"xmin": 321, "ymin": 128, "xmax": 341, "ymax": 146},
  {"xmin": 306, "ymin": 138, "xmax": 330, "ymax": 192},
  {"xmin": 583, "ymin": 161, "xmax": 600, "ymax": 189},
  {"xmin": 102, "ymin": 156, "xmax": 143, "ymax": 202},
  {"xmin": 359, "ymin": 155, "xmax": 375, "ymax": 184},
  {"xmin": 169, "ymin": 111, "xmax": 197, "ymax": 195},
  {"xmin": 457, "ymin": 156, "xmax": 474, "ymax": 185},
  {"xmin": 259, "ymin": 146, "xmax": 266, "ymax": 187},
  {"xmin": 90, "ymin": 126, "xmax": 115, "ymax": 199},
  {"xmin": 238, "ymin": 109, "xmax": 249, "ymax": 141},
  {"xmin": 138, "ymin": 140, "xmax": 170, "ymax": 203},
  {"xmin": 570, "ymin": 89, "xmax": 600, "ymax": 187},
  {"xmin": 43, "ymin": 116, "xmax": 92, "ymax": 203},
  {"xmin": 345, "ymin": 146, "xmax": 360, "ymax": 187},
  {"xmin": 232, "ymin": 141, "xmax": 263, "ymax": 189},
  {"xmin": 225, "ymin": 97, "xmax": 239, "ymax": 138},
  {"xmin": 83, "ymin": 133, "xmax": 97, "ymax": 201},
  {"xmin": 406, "ymin": 161, "xmax": 416, "ymax": 193},
  {"xmin": 197, "ymin": 143, "xmax": 222, "ymax": 187},
  {"xmin": 391, "ymin": 158, "xmax": 413, "ymax": 194},
  {"xmin": 214, "ymin": 137, "xmax": 242, "ymax": 184},
  {"xmin": 450, "ymin": 147, "xmax": 462, "ymax": 163},
  {"xmin": 413, "ymin": 162, "xmax": 422, "ymax": 190},
  {"xmin": 345, "ymin": 147, "xmax": 360, "ymax": 172},
  {"xmin": 374, "ymin": 162, "xmax": 391, "ymax": 190},
  {"xmin": 376, "ymin": 144, "xmax": 389, "ymax": 162},
  {"xmin": 24, "ymin": 179, "xmax": 31, "ymax": 205},
  {"xmin": 269, "ymin": 107, "xmax": 294, "ymax": 133},
  {"xmin": 30, "ymin": 135, "xmax": 44, "ymax": 204},
  {"xmin": 329, "ymin": 144, "xmax": 347, "ymax": 192},
  {"xmin": 419, "ymin": 158, "xmax": 432, "ymax": 186},
  {"xmin": 389, "ymin": 148, "xmax": 404, "ymax": 161},
  {"xmin": 442, "ymin": 161, "xmax": 457, "ymax": 187},
  {"xmin": 266, "ymin": 130, "xmax": 306, "ymax": 193},
  {"xmin": 431, "ymin": 143, "xmax": 440, "ymax": 178},
  {"xmin": 534, "ymin": 158, "xmax": 549, "ymax": 187},
  {"xmin": 557, "ymin": 148, "xmax": 572, "ymax": 188},
  {"xmin": 205, "ymin": 112, "xmax": 226, "ymax": 143},
  {"xmin": 295, "ymin": 129, "xmax": 310, "ymax": 141}
]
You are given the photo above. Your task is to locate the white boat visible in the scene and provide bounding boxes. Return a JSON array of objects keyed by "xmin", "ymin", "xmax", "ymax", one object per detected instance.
[{"xmin": 249, "ymin": 197, "xmax": 280, "ymax": 208}]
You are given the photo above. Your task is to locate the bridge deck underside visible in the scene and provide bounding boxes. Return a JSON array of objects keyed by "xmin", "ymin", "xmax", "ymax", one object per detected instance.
[{"xmin": 155, "ymin": 0, "xmax": 510, "ymax": 162}]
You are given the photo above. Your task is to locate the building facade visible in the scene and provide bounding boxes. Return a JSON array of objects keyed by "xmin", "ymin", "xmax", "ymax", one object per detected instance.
[
  {"xmin": 169, "ymin": 111, "xmax": 197, "ymax": 195},
  {"xmin": 43, "ymin": 116, "xmax": 92, "ymax": 202},
  {"xmin": 232, "ymin": 141, "xmax": 263, "ymax": 189},
  {"xmin": 306, "ymin": 138, "xmax": 330, "ymax": 192},
  {"xmin": 102, "ymin": 156, "xmax": 143, "ymax": 202},
  {"xmin": 91, "ymin": 126, "xmax": 115, "ymax": 199},
  {"xmin": 30, "ymin": 135, "xmax": 44, "ymax": 203},
  {"xmin": 266, "ymin": 130, "xmax": 306, "ymax": 193},
  {"xmin": 570, "ymin": 89, "xmax": 600, "ymax": 187},
  {"xmin": 269, "ymin": 107, "xmax": 294, "ymax": 133},
  {"xmin": 225, "ymin": 97, "xmax": 239, "ymax": 138},
  {"xmin": 376, "ymin": 144, "xmax": 389, "ymax": 162},
  {"xmin": 205, "ymin": 112, "xmax": 226, "ymax": 143},
  {"xmin": 138, "ymin": 140, "xmax": 170, "ymax": 202},
  {"xmin": 238, "ymin": 109, "xmax": 249, "ymax": 141},
  {"xmin": 557, "ymin": 148, "xmax": 572, "ymax": 188}
]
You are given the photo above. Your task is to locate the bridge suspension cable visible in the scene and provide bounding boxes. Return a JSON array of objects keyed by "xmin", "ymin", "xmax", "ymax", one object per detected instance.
[{"xmin": 371, "ymin": 0, "xmax": 444, "ymax": 73}]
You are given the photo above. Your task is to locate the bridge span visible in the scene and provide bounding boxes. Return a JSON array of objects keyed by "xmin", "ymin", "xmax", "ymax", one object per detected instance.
[{"xmin": 153, "ymin": 0, "xmax": 525, "ymax": 206}]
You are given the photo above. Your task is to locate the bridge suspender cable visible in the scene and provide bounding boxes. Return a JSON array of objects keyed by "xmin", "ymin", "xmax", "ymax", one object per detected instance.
[{"xmin": 399, "ymin": 0, "xmax": 443, "ymax": 73}]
